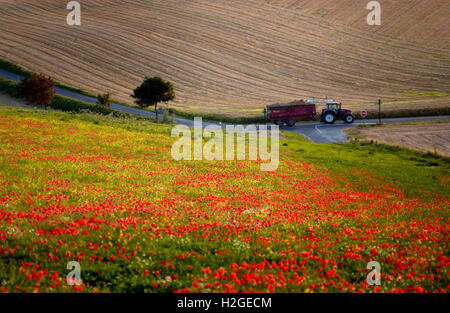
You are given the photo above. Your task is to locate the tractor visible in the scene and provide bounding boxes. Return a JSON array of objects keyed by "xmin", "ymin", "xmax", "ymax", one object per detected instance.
[{"xmin": 320, "ymin": 102, "xmax": 354, "ymax": 124}]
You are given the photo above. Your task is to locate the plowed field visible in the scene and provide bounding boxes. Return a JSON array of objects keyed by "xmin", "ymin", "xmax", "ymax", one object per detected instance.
[{"xmin": 0, "ymin": 0, "xmax": 449, "ymax": 117}]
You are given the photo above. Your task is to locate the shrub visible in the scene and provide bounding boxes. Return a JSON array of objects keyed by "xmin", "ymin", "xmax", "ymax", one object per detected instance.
[
  {"xmin": 18, "ymin": 73, "xmax": 56, "ymax": 106},
  {"xmin": 51, "ymin": 95, "xmax": 114, "ymax": 115},
  {"xmin": 0, "ymin": 77, "xmax": 21, "ymax": 98},
  {"xmin": 96, "ymin": 93, "xmax": 112, "ymax": 107}
]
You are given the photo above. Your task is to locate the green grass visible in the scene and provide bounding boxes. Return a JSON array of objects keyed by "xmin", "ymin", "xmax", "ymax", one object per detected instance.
[
  {"xmin": 0, "ymin": 106, "xmax": 171, "ymax": 135},
  {"xmin": 281, "ymin": 131, "xmax": 449, "ymax": 197},
  {"xmin": 169, "ymin": 107, "xmax": 267, "ymax": 124}
]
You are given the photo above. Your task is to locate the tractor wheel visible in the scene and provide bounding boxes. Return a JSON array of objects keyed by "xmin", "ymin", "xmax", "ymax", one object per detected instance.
[
  {"xmin": 344, "ymin": 114, "xmax": 354, "ymax": 124},
  {"xmin": 323, "ymin": 112, "xmax": 336, "ymax": 124},
  {"xmin": 273, "ymin": 120, "xmax": 283, "ymax": 126},
  {"xmin": 287, "ymin": 119, "xmax": 296, "ymax": 127}
]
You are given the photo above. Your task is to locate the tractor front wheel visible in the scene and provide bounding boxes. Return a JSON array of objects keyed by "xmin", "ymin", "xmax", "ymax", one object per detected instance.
[{"xmin": 344, "ymin": 114, "xmax": 354, "ymax": 124}]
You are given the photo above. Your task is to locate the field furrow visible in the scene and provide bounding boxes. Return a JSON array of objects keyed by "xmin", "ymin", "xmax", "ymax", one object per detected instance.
[{"xmin": 0, "ymin": 0, "xmax": 448, "ymax": 117}]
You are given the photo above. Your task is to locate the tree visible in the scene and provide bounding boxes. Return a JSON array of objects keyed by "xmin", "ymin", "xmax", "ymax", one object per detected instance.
[
  {"xmin": 131, "ymin": 77, "xmax": 175, "ymax": 120},
  {"xmin": 96, "ymin": 93, "xmax": 112, "ymax": 107},
  {"xmin": 19, "ymin": 73, "xmax": 56, "ymax": 106}
]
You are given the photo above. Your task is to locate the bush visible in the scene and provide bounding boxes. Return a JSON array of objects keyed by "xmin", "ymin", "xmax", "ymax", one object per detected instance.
[
  {"xmin": 0, "ymin": 77, "xmax": 22, "ymax": 98},
  {"xmin": 50, "ymin": 95, "xmax": 115, "ymax": 114},
  {"xmin": 96, "ymin": 93, "xmax": 112, "ymax": 107},
  {"xmin": 18, "ymin": 73, "xmax": 56, "ymax": 106}
]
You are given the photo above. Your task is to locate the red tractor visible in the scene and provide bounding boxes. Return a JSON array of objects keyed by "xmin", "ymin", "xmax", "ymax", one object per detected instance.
[
  {"xmin": 320, "ymin": 102, "xmax": 355, "ymax": 124},
  {"xmin": 265, "ymin": 100, "xmax": 354, "ymax": 126}
]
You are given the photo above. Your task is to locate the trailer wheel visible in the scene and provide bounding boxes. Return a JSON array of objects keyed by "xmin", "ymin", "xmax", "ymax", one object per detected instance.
[
  {"xmin": 323, "ymin": 112, "xmax": 336, "ymax": 124},
  {"xmin": 287, "ymin": 119, "xmax": 296, "ymax": 127},
  {"xmin": 344, "ymin": 114, "xmax": 354, "ymax": 124}
]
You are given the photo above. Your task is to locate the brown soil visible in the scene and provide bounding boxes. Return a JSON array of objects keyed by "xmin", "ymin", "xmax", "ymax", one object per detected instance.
[
  {"xmin": 347, "ymin": 121, "xmax": 450, "ymax": 157},
  {"xmin": 0, "ymin": 0, "xmax": 449, "ymax": 117}
]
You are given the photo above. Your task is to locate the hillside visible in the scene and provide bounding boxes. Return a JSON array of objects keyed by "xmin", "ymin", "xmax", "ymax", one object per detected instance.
[
  {"xmin": 0, "ymin": 106, "xmax": 448, "ymax": 292},
  {"xmin": 0, "ymin": 0, "xmax": 449, "ymax": 117},
  {"xmin": 267, "ymin": 0, "xmax": 450, "ymax": 50}
]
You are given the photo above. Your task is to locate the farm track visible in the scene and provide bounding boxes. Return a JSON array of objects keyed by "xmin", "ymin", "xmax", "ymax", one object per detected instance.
[{"xmin": 0, "ymin": 0, "xmax": 449, "ymax": 117}]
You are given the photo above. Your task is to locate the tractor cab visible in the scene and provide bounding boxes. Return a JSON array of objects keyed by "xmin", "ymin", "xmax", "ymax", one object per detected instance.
[{"xmin": 326, "ymin": 103, "xmax": 341, "ymax": 112}]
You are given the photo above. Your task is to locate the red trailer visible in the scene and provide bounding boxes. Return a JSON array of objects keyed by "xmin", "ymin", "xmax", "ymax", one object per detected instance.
[{"xmin": 265, "ymin": 100, "xmax": 316, "ymax": 127}]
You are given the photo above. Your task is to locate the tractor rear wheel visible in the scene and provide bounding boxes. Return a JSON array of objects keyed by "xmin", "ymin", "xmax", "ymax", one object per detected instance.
[
  {"xmin": 273, "ymin": 120, "xmax": 284, "ymax": 126},
  {"xmin": 323, "ymin": 112, "xmax": 336, "ymax": 124}
]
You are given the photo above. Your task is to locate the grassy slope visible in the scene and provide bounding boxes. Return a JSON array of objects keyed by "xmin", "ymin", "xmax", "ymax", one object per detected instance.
[
  {"xmin": 281, "ymin": 131, "xmax": 449, "ymax": 197},
  {"xmin": 0, "ymin": 0, "xmax": 448, "ymax": 118},
  {"xmin": 0, "ymin": 105, "xmax": 448, "ymax": 293},
  {"xmin": 0, "ymin": 103, "xmax": 447, "ymax": 196}
]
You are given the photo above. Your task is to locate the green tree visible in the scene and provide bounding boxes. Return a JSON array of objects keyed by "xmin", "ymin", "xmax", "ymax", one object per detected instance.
[{"xmin": 131, "ymin": 77, "xmax": 175, "ymax": 120}]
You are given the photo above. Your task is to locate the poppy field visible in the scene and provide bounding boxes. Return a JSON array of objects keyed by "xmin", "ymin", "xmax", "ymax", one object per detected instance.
[{"xmin": 0, "ymin": 106, "xmax": 448, "ymax": 293}]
